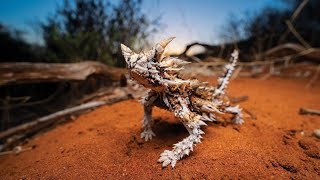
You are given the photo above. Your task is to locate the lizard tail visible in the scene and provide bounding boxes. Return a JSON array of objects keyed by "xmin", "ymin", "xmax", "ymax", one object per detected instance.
[{"xmin": 213, "ymin": 50, "xmax": 239, "ymax": 97}]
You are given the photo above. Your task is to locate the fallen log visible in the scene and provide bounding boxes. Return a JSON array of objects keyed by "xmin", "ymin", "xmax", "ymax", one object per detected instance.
[{"xmin": 0, "ymin": 61, "xmax": 127, "ymax": 86}]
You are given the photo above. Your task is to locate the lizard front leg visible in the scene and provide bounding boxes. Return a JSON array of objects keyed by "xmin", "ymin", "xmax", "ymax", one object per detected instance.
[
  {"xmin": 140, "ymin": 91, "xmax": 158, "ymax": 141},
  {"xmin": 158, "ymin": 97, "xmax": 206, "ymax": 168}
]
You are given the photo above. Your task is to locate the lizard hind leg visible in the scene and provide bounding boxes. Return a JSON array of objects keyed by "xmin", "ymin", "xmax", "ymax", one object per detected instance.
[{"xmin": 158, "ymin": 114, "xmax": 206, "ymax": 168}]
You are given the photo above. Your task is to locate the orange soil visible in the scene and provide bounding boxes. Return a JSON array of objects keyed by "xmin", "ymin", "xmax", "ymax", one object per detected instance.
[{"xmin": 0, "ymin": 77, "xmax": 319, "ymax": 179}]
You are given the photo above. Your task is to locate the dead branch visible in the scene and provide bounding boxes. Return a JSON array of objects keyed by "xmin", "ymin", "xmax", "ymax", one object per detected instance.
[
  {"xmin": 0, "ymin": 83, "xmax": 66, "ymax": 110},
  {"xmin": 0, "ymin": 61, "xmax": 127, "ymax": 86},
  {"xmin": 80, "ymin": 87, "xmax": 114, "ymax": 103},
  {"xmin": 278, "ymin": 0, "xmax": 309, "ymax": 44},
  {"xmin": 231, "ymin": 66, "xmax": 243, "ymax": 80},
  {"xmin": 291, "ymin": 0, "xmax": 309, "ymax": 22},
  {"xmin": 0, "ymin": 145, "xmax": 35, "ymax": 156},
  {"xmin": 306, "ymin": 65, "xmax": 320, "ymax": 88},
  {"xmin": 263, "ymin": 43, "xmax": 306, "ymax": 56},
  {"xmin": 260, "ymin": 61, "xmax": 275, "ymax": 80},
  {"xmin": 299, "ymin": 107, "xmax": 320, "ymax": 116},
  {"xmin": 188, "ymin": 43, "xmax": 319, "ymax": 70},
  {"xmin": 285, "ymin": 21, "xmax": 311, "ymax": 49},
  {"xmin": 0, "ymin": 88, "xmax": 131, "ymax": 141}
]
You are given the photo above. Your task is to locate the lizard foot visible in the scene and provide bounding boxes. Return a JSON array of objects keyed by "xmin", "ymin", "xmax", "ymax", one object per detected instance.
[{"xmin": 141, "ymin": 128, "xmax": 156, "ymax": 141}]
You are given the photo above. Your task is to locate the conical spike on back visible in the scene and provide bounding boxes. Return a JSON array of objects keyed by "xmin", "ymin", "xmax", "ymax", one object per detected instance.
[
  {"xmin": 120, "ymin": 44, "xmax": 135, "ymax": 63},
  {"xmin": 155, "ymin": 37, "xmax": 175, "ymax": 61},
  {"xmin": 160, "ymin": 37, "xmax": 175, "ymax": 48},
  {"xmin": 160, "ymin": 57, "xmax": 191, "ymax": 68},
  {"xmin": 145, "ymin": 48, "xmax": 156, "ymax": 60}
]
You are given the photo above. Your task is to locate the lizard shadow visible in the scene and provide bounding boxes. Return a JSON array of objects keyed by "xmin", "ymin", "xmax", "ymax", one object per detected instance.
[
  {"xmin": 152, "ymin": 117, "xmax": 217, "ymax": 141},
  {"xmin": 152, "ymin": 117, "xmax": 188, "ymax": 141}
]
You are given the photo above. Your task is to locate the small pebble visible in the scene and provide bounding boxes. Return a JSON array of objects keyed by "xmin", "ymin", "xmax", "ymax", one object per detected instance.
[{"xmin": 313, "ymin": 129, "xmax": 320, "ymax": 139}]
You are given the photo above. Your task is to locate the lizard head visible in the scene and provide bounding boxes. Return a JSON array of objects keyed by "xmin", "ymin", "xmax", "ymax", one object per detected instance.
[
  {"xmin": 120, "ymin": 37, "xmax": 175, "ymax": 90},
  {"xmin": 120, "ymin": 37, "xmax": 175, "ymax": 67}
]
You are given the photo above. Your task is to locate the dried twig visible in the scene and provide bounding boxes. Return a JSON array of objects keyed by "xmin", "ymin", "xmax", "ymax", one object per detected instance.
[
  {"xmin": 285, "ymin": 20, "xmax": 311, "ymax": 49},
  {"xmin": 0, "ymin": 146, "xmax": 35, "ymax": 156},
  {"xmin": 306, "ymin": 65, "xmax": 320, "ymax": 88},
  {"xmin": 279, "ymin": 0, "xmax": 309, "ymax": 44},
  {"xmin": 263, "ymin": 43, "xmax": 306, "ymax": 56},
  {"xmin": 231, "ymin": 66, "xmax": 243, "ymax": 80},
  {"xmin": 291, "ymin": 0, "xmax": 309, "ymax": 22},
  {"xmin": 260, "ymin": 61, "xmax": 274, "ymax": 80},
  {"xmin": 299, "ymin": 107, "xmax": 320, "ymax": 116}
]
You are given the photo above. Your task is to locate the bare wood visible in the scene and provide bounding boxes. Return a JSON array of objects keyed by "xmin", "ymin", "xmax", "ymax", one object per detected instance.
[
  {"xmin": 290, "ymin": 0, "xmax": 309, "ymax": 22},
  {"xmin": 263, "ymin": 43, "xmax": 306, "ymax": 56},
  {"xmin": 189, "ymin": 56, "xmax": 202, "ymax": 63},
  {"xmin": 0, "ymin": 89, "xmax": 130, "ymax": 141},
  {"xmin": 0, "ymin": 61, "xmax": 127, "ymax": 86},
  {"xmin": 286, "ymin": 20, "xmax": 311, "ymax": 49},
  {"xmin": 80, "ymin": 87, "xmax": 114, "ymax": 103},
  {"xmin": 0, "ymin": 83, "xmax": 66, "ymax": 110},
  {"xmin": 299, "ymin": 107, "xmax": 320, "ymax": 115},
  {"xmin": 195, "ymin": 44, "xmax": 320, "ymax": 69},
  {"xmin": 260, "ymin": 73, "xmax": 272, "ymax": 80},
  {"xmin": 306, "ymin": 65, "xmax": 320, "ymax": 88},
  {"xmin": 260, "ymin": 61, "xmax": 275, "ymax": 80},
  {"xmin": 231, "ymin": 66, "xmax": 243, "ymax": 80},
  {"xmin": 191, "ymin": 45, "xmax": 319, "ymax": 68},
  {"xmin": 278, "ymin": 0, "xmax": 309, "ymax": 44},
  {"xmin": 0, "ymin": 146, "xmax": 34, "ymax": 156}
]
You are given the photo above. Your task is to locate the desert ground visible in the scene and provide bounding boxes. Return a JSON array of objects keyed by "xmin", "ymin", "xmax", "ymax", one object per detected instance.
[{"xmin": 0, "ymin": 77, "xmax": 319, "ymax": 179}]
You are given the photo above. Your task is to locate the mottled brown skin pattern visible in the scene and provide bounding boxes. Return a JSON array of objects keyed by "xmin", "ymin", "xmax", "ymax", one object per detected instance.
[{"xmin": 121, "ymin": 37, "xmax": 243, "ymax": 168}]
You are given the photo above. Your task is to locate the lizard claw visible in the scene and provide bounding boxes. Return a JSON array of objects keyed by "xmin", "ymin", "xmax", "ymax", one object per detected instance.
[{"xmin": 141, "ymin": 128, "xmax": 156, "ymax": 141}]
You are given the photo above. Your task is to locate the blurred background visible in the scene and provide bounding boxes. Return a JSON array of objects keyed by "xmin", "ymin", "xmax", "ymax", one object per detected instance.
[
  {"xmin": 0, "ymin": 0, "xmax": 319, "ymax": 132},
  {"xmin": 1, "ymin": 0, "xmax": 319, "ymax": 64}
]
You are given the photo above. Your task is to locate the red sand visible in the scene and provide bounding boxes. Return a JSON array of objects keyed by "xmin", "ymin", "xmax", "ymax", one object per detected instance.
[{"xmin": 0, "ymin": 77, "xmax": 319, "ymax": 179}]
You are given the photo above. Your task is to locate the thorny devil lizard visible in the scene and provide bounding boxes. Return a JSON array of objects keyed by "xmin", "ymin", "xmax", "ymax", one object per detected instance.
[{"xmin": 120, "ymin": 37, "xmax": 244, "ymax": 168}]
